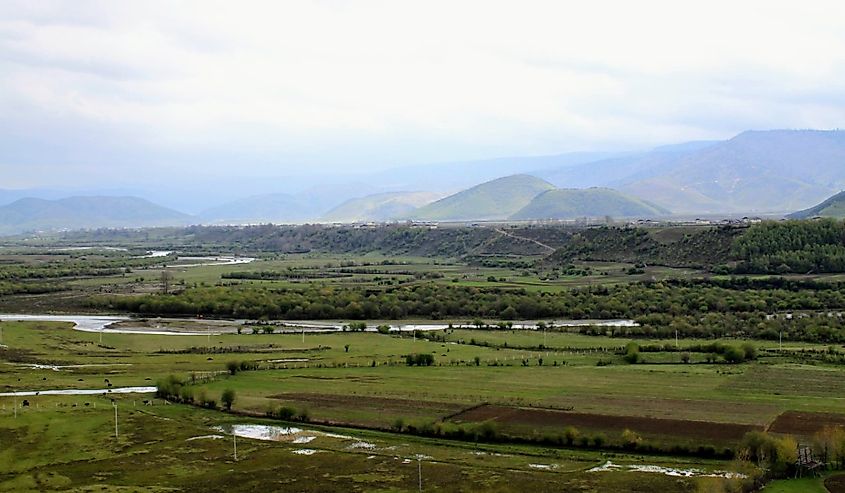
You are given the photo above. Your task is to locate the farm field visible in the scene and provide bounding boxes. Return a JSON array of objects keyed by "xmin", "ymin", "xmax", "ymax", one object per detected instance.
[
  {"xmin": 2, "ymin": 316, "xmax": 845, "ymax": 491},
  {"xmin": 3, "ymin": 222, "xmax": 845, "ymax": 491}
]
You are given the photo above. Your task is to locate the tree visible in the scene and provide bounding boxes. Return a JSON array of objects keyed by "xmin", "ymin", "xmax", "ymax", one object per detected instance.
[
  {"xmin": 221, "ymin": 388, "xmax": 236, "ymax": 411},
  {"xmin": 563, "ymin": 426, "xmax": 579, "ymax": 445},
  {"xmin": 226, "ymin": 361, "xmax": 239, "ymax": 375},
  {"xmin": 277, "ymin": 406, "xmax": 296, "ymax": 420},
  {"xmin": 160, "ymin": 270, "xmax": 173, "ymax": 294},
  {"xmin": 623, "ymin": 342, "xmax": 640, "ymax": 364},
  {"xmin": 741, "ymin": 342, "xmax": 757, "ymax": 361},
  {"xmin": 723, "ymin": 346, "xmax": 746, "ymax": 364}
]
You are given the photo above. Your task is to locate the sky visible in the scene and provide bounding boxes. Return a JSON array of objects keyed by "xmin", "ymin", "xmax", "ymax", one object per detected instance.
[{"xmin": 1, "ymin": 0, "xmax": 845, "ymax": 189}]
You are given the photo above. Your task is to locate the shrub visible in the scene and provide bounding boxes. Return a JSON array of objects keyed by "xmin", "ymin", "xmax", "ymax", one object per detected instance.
[
  {"xmin": 723, "ymin": 346, "xmax": 746, "ymax": 364},
  {"xmin": 621, "ymin": 429, "xmax": 642, "ymax": 449},
  {"xmin": 741, "ymin": 343, "xmax": 757, "ymax": 361},
  {"xmin": 221, "ymin": 388, "xmax": 236, "ymax": 411},
  {"xmin": 277, "ymin": 406, "xmax": 296, "ymax": 420},
  {"xmin": 406, "ymin": 353, "xmax": 435, "ymax": 366},
  {"xmin": 563, "ymin": 426, "xmax": 580, "ymax": 445}
]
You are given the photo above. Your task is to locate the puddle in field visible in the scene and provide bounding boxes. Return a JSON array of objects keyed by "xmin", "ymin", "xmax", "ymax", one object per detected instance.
[
  {"xmin": 187, "ymin": 435, "xmax": 224, "ymax": 441},
  {"xmin": 587, "ymin": 461, "xmax": 746, "ymax": 478},
  {"xmin": 214, "ymin": 424, "xmax": 375, "ymax": 452},
  {"xmin": 529, "ymin": 463, "xmax": 559, "ymax": 470},
  {"xmin": 323, "ymin": 432, "xmax": 354, "ymax": 439},
  {"xmin": 214, "ymin": 424, "xmax": 303, "ymax": 441},
  {"xmin": 292, "ymin": 449, "xmax": 318, "ymax": 455},
  {"xmin": 0, "ymin": 386, "xmax": 156, "ymax": 397},
  {"xmin": 12, "ymin": 363, "xmax": 132, "ymax": 372}
]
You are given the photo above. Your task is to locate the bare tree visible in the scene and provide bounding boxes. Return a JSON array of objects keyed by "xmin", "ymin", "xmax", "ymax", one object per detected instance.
[{"xmin": 161, "ymin": 270, "xmax": 173, "ymax": 294}]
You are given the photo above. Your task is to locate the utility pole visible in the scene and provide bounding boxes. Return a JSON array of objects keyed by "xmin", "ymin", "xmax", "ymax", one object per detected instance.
[
  {"xmin": 234, "ymin": 433, "xmax": 238, "ymax": 461},
  {"xmin": 675, "ymin": 330, "xmax": 679, "ymax": 349},
  {"xmin": 113, "ymin": 402, "xmax": 119, "ymax": 439},
  {"xmin": 779, "ymin": 330, "xmax": 783, "ymax": 352},
  {"xmin": 418, "ymin": 458, "xmax": 422, "ymax": 492}
]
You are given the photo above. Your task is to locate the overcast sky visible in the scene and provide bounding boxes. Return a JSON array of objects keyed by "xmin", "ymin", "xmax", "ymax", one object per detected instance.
[{"xmin": 2, "ymin": 0, "xmax": 844, "ymax": 188}]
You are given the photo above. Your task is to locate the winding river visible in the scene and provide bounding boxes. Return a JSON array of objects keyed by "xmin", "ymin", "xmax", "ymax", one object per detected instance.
[{"xmin": 0, "ymin": 314, "xmax": 638, "ymax": 336}]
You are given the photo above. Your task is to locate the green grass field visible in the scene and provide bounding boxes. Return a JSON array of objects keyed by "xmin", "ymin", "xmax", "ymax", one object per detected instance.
[{"xmin": 3, "ymin": 244, "xmax": 845, "ymax": 491}]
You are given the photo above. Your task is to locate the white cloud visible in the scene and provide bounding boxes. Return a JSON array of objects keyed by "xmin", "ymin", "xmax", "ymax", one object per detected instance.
[{"xmin": 1, "ymin": 0, "xmax": 845, "ymax": 185}]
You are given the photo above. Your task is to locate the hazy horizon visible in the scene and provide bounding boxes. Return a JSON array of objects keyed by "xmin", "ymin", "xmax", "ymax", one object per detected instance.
[{"xmin": 3, "ymin": 1, "xmax": 845, "ymax": 191}]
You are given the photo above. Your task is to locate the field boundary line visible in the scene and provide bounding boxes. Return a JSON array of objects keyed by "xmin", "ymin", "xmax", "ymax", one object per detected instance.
[{"xmin": 440, "ymin": 401, "xmax": 490, "ymax": 422}]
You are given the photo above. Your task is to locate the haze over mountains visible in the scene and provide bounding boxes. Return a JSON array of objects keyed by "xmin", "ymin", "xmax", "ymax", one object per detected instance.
[
  {"xmin": 408, "ymin": 175, "xmax": 556, "ymax": 221},
  {"xmin": 1, "ymin": 129, "xmax": 844, "ymax": 235},
  {"xmin": 789, "ymin": 191, "xmax": 845, "ymax": 219},
  {"xmin": 0, "ymin": 197, "xmax": 190, "ymax": 236},
  {"xmin": 511, "ymin": 188, "xmax": 669, "ymax": 221}
]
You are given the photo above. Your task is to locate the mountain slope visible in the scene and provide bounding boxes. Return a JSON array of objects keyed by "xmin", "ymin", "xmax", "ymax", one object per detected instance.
[
  {"xmin": 510, "ymin": 188, "xmax": 669, "ymax": 220},
  {"xmin": 621, "ymin": 130, "xmax": 845, "ymax": 213},
  {"xmin": 0, "ymin": 196, "xmax": 191, "ymax": 235},
  {"xmin": 199, "ymin": 193, "xmax": 318, "ymax": 224},
  {"xmin": 789, "ymin": 191, "xmax": 845, "ymax": 219},
  {"xmin": 407, "ymin": 175, "xmax": 556, "ymax": 221},
  {"xmin": 320, "ymin": 191, "xmax": 443, "ymax": 223},
  {"xmin": 538, "ymin": 130, "xmax": 845, "ymax": 214},
  {"xmin": 536, "ymin": 141, "xmax": 718, "ymax": 189}
]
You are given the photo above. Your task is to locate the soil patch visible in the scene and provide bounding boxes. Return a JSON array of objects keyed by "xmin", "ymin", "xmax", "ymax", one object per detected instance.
[
  {"xmin": 451, "ymin": 404, "xmax": 759, "ymax": 442},
  {"xmin": 269, "ymin": 392, "xmax": 466, "ymax": 416},
  {"xmin": 826, "ymin": 474, "xmax": 845, "ymax": 493},
  {"xmin": 768, "ymin": 411, "xmax": 845, "ymax": 436}
]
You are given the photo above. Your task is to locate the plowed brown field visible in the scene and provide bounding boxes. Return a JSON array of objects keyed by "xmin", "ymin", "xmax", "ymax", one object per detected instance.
[{"xmin": 451, "ymin": 404, "xmax": 760, "ymax": 442}]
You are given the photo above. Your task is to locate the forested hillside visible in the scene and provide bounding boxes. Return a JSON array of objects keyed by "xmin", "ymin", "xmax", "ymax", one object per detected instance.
[
  {"xmin": 46, "ymin": 219, "xmax": 845, "ymax": 274},
  {"xmin": 732, "ymin": 219, "xmax": 845, "ymax": 273},
  {"xmin": 542, "ymin": 226, "xmax": 741, "ymax": 269}
]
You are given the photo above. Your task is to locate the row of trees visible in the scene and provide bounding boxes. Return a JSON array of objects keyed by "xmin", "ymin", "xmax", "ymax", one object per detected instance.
[
  {"xmin": 155, "ymin": 375, "xmax": 235, "ymax": 411},
  {"xmin": 94, "ymin": 278, "xmax": 845, "ymax": 334}
]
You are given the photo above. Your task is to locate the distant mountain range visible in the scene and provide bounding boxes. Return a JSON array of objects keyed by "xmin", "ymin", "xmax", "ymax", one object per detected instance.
[
  {"xmin": 510, "ymin": 188, "xmax": 669, "ymax": 220},
  {"xmin": 3, "ymin": 129, "xmax": 845, "ymax": 234},
  {"xmin": 198, "ymin": 193, "xmax": 320, "ymax": 224},
  {"xmin": 789, "ymin": 191, "xmax": 845, "ymax": 219},
  {"xmin": 407, "ymin": 175, "xmax": 556, "ymax": 221},
  {"xmin": 320, "ymin": 191, "xmax": 443, "ymax": 223},
  {"xmin": 536, "ymin": 130, "xmax": 845, "ymax": 213},
  {"xmin": 0, "ymin": 196, "xmax": 191, "ymax": 235}
]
